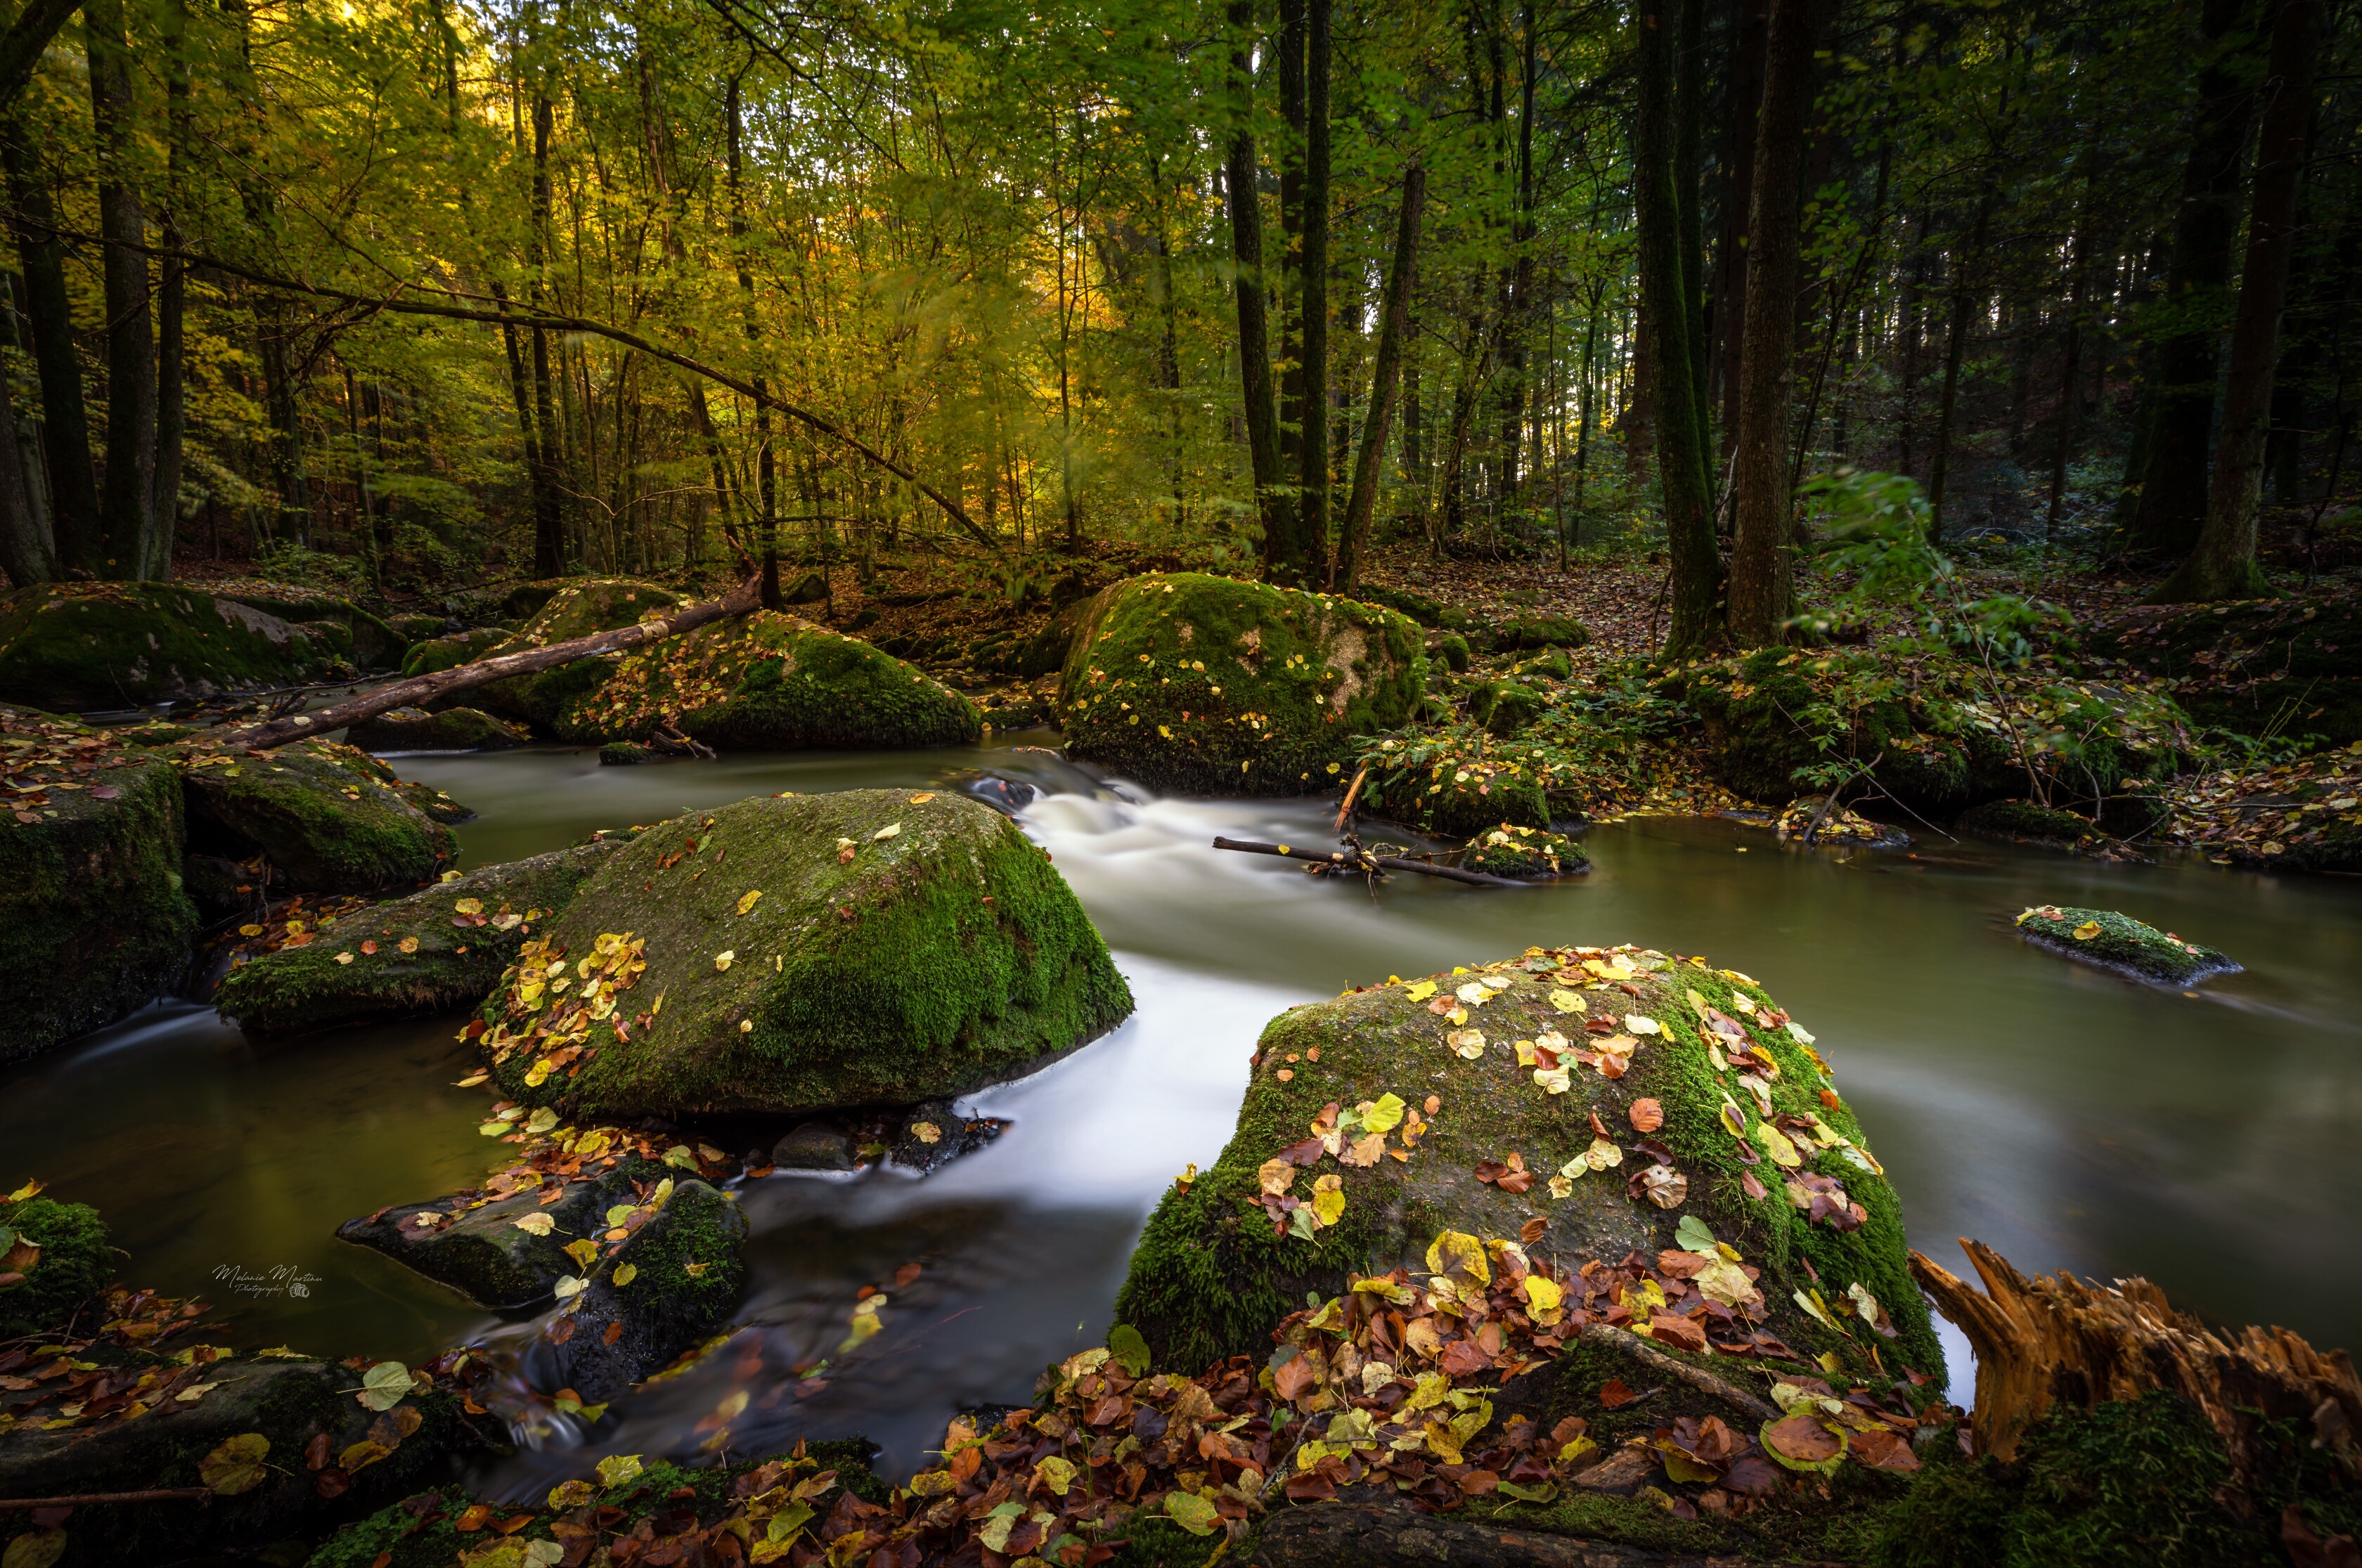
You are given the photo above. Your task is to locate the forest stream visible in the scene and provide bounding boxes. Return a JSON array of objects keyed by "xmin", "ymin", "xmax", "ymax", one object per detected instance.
[{"xmin": 3, "ymin": 735, "xmax": 2357, "ymax": 1495}]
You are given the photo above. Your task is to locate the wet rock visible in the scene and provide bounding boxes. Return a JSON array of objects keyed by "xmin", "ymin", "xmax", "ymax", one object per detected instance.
[
  {"xmin": 335, "ymin": 1155, "xmax": 664, "ymax": 1309},
  {"xmin": 771, "ymin": 1120, "xmax": 856, "ymax": 1172},
  {"xmin": 1492, "ymin": 614, "xmax": 1592, "ymax": 654},
  {"xmin": 399, "ymin": 624, "xmax": 505, "ymax": 678},
  {"xmin": 479, "ymin": 789, "xmax": 1132, "ymax": 1118},
  {"xmin": 175, "ymin": 737, "xmax": 457, "ymax": 893},
  {"xmin": 0, "ymin": 711, "xmax": 198, "ymax": 1064},
  {"xmin": 945, "ymin": 768, "xmax": 1039, "ymax": 815},
  {"xmin": 0, "ymin": 581, "xmax": 340, "ymax": 711},
  {"xmin": 214, "ymin": 842, "xmax": 618, "ymax": 1035},
  {"xmin": 347, "ymin": 705, "xmax": 530, "ymax": 753},
  {"xmin": 1058, "ymin": 571, "xmax": 1426, "ymax": 795},
  {"xmin": 1113, "ymin": 942, "xmax": 1940, "ymax": 1387},
  {"xmin": 2014, "ymin": 905, "xmax": 2238, "ymax": 987},
  {"xmin": 1775, "ymin": 797, "xmax": 1911, "ymax": 848},
  {"xmin": 472, "ymin": 578, "xmax": 688, "ymax": 727},
  {"xmin": 0, "ymin": 1193, "xmax": 112, "ymax": 1338},
  {"xmin": 538, "ymin": 1178, "xmax": 749, "ymax": 1404},
  {"xmin": 1461, "ymin": 824, "xmax": 1589, "ymax": 879},
  {"xmin": 887, "ymin": 1099, "xmax": 1005, "ymax": 1174},
  {"xmin": 1955, "ymin": 798, "xmax": 2098, "ymax": 845},
  {"xmin": 208, "ymin": 583, "xmax": 409, "ymax": 668},
  {"xmin": 181, "ymin": 853, "xmax": 260, "ymax": 922}
]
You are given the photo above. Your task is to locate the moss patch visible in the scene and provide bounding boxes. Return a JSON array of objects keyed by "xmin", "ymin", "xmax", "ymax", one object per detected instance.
[
  {"xmin": 400, "ymin": 625, "xmax": 505, "ymax": 678},
  {"xmin": 174, "ymin": 737, "xmax": 456, "ymax": 893},
  {"xmin": 0, "ymin": 581, "xmax": 337, "ymax": 711},
  {"xmin": 1059, "ymin": 573, "xmax": 1426, "ymax": 795},
  {"xmin": 481, "ymin": 790, "xmax": 1132, "ymax": 1117},
  {"xmin": 1957, "ymin": 798, "xmax": 2098, "ymax": 843},
  {"xmin": 0, "ymin": 1196, "xmax": 112, "ymax": 1337},
  {"xmin": 2013, "ymin": 905, "xmax": 2238, "ymax": 986},
  {"xmin": 347, "ymin": 705, "xmax": 530, "ymax": 752},
  {"xmin": 215, "ymin": 842, "xmax": 617, "ymax": 1035},
  {"xmin": 210, "ymin": 585, "xmax": 408, "ymax": 667},
  {"xmin": 1355, "ymin": 729, "xmax": 1553, "ymax": 836},
  {"xmin": 473, "ymin": 579, "xmax": 687, "ymax": 727},
  {"xmin": 1461, "ymin": 822, "xmax": 1589, "ymax": 879},
  {"xmin": 1494, "ymin": 614, "xmax": 1592, "ymax": 653},
  {"xmin": 1112, "ymin": 942, "xmax": 1940, "ymax": 1389}
]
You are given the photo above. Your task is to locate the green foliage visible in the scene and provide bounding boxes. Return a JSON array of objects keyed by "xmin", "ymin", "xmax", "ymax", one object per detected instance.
[{"xmin": 0, "ymin": 1196, "xmax": 114, "ymax": 1337}]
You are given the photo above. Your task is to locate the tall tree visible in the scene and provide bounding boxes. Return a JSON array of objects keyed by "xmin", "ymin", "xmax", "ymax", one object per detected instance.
[
  {"xmin": 86, "ymin": 0, "xmax": 157, "ymax": 576},
  {"xmin": 1334, "ymin": 160, "xmax": 1426, "ymax": 592},
  {"xmin": 1225, "ymin": 1, "xmax": 1296, "ymax": 580},
  {"xmin": 1298, "ymin": 0, "xmax": 1331, "ymax": 575}
]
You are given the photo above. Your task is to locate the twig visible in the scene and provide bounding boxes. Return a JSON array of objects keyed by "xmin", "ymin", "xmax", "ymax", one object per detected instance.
[
  {"xmin": 0, "ymin": 1489, "xmax": 213, "ymax": 1509},
  {"xmin": 1208, "ymin": 836, "xmax": 1526, "ymax": 888},
  {"xmin": 1575, "ymin": 1324, "xmax": 1780, "ymax": 1423},
  {"xmin": 1332, "ymin": 765, "xmax": 1370, "ymax": 836}
]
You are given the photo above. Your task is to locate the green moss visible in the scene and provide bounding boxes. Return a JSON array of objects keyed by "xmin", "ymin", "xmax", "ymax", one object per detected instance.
[
  {"xmin": 347, "ymin": 705, "xmax": 529, "ymax": 752},
  {"xmin": 2013, "ymin": 905, "xmax": 2236, "ymax": 986},
  {"xmin": 0, "ymin": 581, "xmax": 337, "ymax": 710},
  {"xmin": 1432, "ymin": 631, "xmax": 1472, "ymax": 673},
  {"xmin": 607, "ymin": 1179, "xmax": 746, "ymax": 1326},
  {"xmin": 0, "ymin": 746, "xmax": 197, "ymax": 1064},
  {"xmin": 1461, "ymin": 822, "xmax": 1589, "ymax": 878},
  {"xmin": 212, "ymin": 588, "xmax": 408, "ymax": 667},
  {"xmin": 1494, "ymin": 614, "xmax": 1592, "ymax": 653},
  {"xmin": 1059, "ymin": 573, "xmax": 1426, "ymax": 796},
  {"xmin": 1357, "ymin": 731, "xmax": 1553, "ymax": 836},
  {"xmin": 0, "ymin": 1196, "xmax": 112, "ymax": 1337},
  {"xmin": 1351, "ymin": 583, "xmax": 1449, "ymax": 626},
  {"xmin": 484, "ymin": 790, "xmax": 1132, "ymax": 1117},
  {"xmin": 215, "ymin": 842, "xmax": 615, "ymax": 1035},
  {"xmin": 1470, "ymin": 680, "xmax": 1548, "ymax": 737},
  {"xmin": 399, "ymin": 626, "xmax": 504, "ymax": 678},
  {"xmin": 467, "ymin": 577, "xmax": 685, "ymax": 727},
  {"xmin": 1957, "ymin": 799, "xmax": 2098, "ymax": 842},
  {"xmin": 174, "ymin": 738, "xmax": 455, "ymax": 893}
]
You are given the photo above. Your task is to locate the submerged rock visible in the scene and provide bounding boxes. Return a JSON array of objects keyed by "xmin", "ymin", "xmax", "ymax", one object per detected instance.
[
  {"xmin": 1461, "ymin": 822, "xmax": 1589, "ymax": 879},
  {"xmin": 0, "ymin": 712, "xmax": 198, "ymax": 1063},
  {"xmin": 0, "ymin": 1191, "xmax": 112, "ymax": 1338},
  {"xmin": 478, "ymin": 789, "xmax": 1132, "ymax": 1117},
  {"xmin": 554, "ymin": 610, "xmax": 981, "ymax": 751},
  {"xmin": 1113, "ymin": 942, "xmax": 1940, "ymax": 1385},
  {"xmin": 2014, "ymin": 905, "xmax": 2238, "ymax": 986},
  {"xmin": 215, "ymin": 843, "xmax": 617, "ymax": 1035},
  {"xmin": 0, "ymin": 581, "xmax": 339, "ymax": 710},
  {"xmin": 1059, "ymin": 572, "xmax": 1426, "ymax": 795},
  {"xmin": 176, "ymin": 738, "xmax": 456, "ymax": 893},
  {"xmin": 346, "ymin": 704, "xmax": 529, "ymax": 753}
]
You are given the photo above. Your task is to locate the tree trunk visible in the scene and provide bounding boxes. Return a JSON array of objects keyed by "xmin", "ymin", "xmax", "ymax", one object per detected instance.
[
  {"xmin": 1277, "ymin": 0, "xmax": 1305, "ymax": 492},
  {"xmin": 726, "ymin": 74, "xmax": 780, "ymax": 607},
  {"xmin": 1227, "ymin": 3, "xmax": 1297, "ymax": 581},
  {"xmin": 1635, "ymin": 0, "xmax": 1719, "ymax": 651},
  {"xmin": 86, "ymin": 0, "xmax": 155, "ymax": 578},
  {"xmin": 1927, "ymin": 195, "xmax": 1992, "ymax": 536},
  {"xmin": 0, "ymin": 134, "xmax": 97, "ymax": 574},
  {"xmin": 529, "ymin": 89, "xmax": 566, "ymax": 578},
  {"xmin": 1715, "ymin": 0, "xmax": 1770, "ymax": 466},
  {"xmin": 148, "ymin": 0, "xmax": 192, "ymax": 581},
  {"xmin": 2155, "ymin": 0, "xmax": 2317, "ymax": 602},
  {"xmin": 2127, "ymin": 0, "xmax": 2266, "ymax": 557},
  {"xmin": 0, "ymin": 294, "xmax": 51, "ymax": 585},
  {"xmin": 1676, "ymin": 0, "xmax": 1710, "ymax": 458},
  {"xmin": 1726, "ymin": 0, "xmax": 1814, "ymax": 647},
  {"xmin": 1298, "ymin": 0, "xmax": 1331, "ymax": 577},
  {"xmin": 1334, "ymin": 163, "xmax": 1425, "ymax": 594}
]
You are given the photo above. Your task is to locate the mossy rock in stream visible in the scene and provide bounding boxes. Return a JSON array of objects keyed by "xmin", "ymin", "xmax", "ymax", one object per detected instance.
[
  {"xmin": 548, "ymin": 609, "xmax": 982, "ymax": 750},
  {"xmin": 1461, "ymin": 822, "xmax": 1589, "ymax": 879},
  {"xmin": 174, "ymin": 737, "xmax": 457, "ymax": 893},
  {"xmin": 2013, "ymin": 905, "xmax": 2238, "ymax": 987},
  {"xmin": 480, "ymin": 789, "xmax": 1132, "ymax": 1117},
  {"xmin": 1058, "ymin": 572, "xmax": 1426, "ymax": 795},
  {"xmin": 346, "ymin": 704, "xmax": 530, "ymax": 752},
  {"xmin": 1956, "ymin": 798, "xmax": 2099, "ymax": 845},
  {"xmin": 207, "ymin": 581, "xmax": 408, "ymax": 667},
  {"xmin": 1356, "ymin": 737, "xmax": 1552, "ymax": 838},
  {"xmin": 471, "ymin": 578, "xmax": 687, "ymax": 727},
  {"xmin": 536, "ymin": 1177, "xmax": 749, "ymax": 1403},
  {"xmin": 0, "ymin": 711, "xmax": 198, "ymax": 1064},
  {"xmin": 0, "ymin": 581, "xmax": 340, "ymax": 711},
  {"xmin": 0, "ymin": 1193, "xmax": 113, "ymax": 1337},
  {"xmin": 214, "ymin": 842, "xmax": 618, "ymax": 1035},
  {"xmin": 399, "ymin": 624, "xmax": 505, "ymax": 678},
  {"xmin": 1112, "ymin": 942, "xmax": 1940, "ymax": 1385}
]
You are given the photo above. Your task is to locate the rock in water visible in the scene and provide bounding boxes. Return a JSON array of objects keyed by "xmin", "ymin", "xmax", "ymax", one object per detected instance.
[
  {"xmin": 1058, "ymin": 572, "xmax": 1425, "ymax": 795},
  {"xmin": 215, "ymin": 842, "xmax": 617, "ymax": 1035},
  {"xmin": 535, "ymin": 1178, "xmax": 749, "ymax": 1403},
  {"xmin": 175, "ymin": 738, "xmax": 457, "ymax": 893},
  {"xmin": 0, "ymin": 710, "xmax": 198, "ymax": 1063},
  {"xmin": 479, "ymin": 790, "xmax": 1133, "ymax": 1116},
  {"xmin": 472, "ymin": 578, "xmax": 686, "ymax": 726},
  {"xmin": 2014, "ymin": 905, "xmax": 2238, "ymax": 986},
  {"xmin": 399, "ymin": 624, "xmax": 505, "ymax": 678},
  {"xmin": 346, "ymin": 704, "xmax": 530, "ymax": 752},
  {"xmin": 550, "ymin": 609, "xmax": 981, "ymax": 751},
  {"xmin": 0, "ymin": 581, "xmax": 340, "ymax": 710},
  {"xmin": 0, "ymin": 1191, "xmax": 113, "ymax": 1337},
  {"xmin": 1112, "ymin": 942, "xmax": 1940, "ymax": 1385}
]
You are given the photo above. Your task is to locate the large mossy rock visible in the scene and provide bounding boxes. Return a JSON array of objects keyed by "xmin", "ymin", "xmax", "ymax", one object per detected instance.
[
  {"xmin": 175, "ymin": 738, "xmax": 456, "ymax": 893},
  {"xmin": 538, "ymin": 1177, "xmax": 749, "ymax": 1403},
  {"xmin": 1355, "ymin": 731, "xmax": 1553, "ymax": 837},
  {"xmin": 548, "ymin": 610, "xmax": 982, "ymax": 750},
  {"xmin": 207, "ymin": 581, "xmax": 409, "ymax": 667},
  {"xmin": 0, "ymin": 1193, "xmax": 113, "ymax": 1337},
  {"xmin": 473, "ymin": 578, "xmax": 686, "ymax": 727},
  {"xmin": 480, "ymin": 790, "xmax": 1132, "ymax": 1116},
  {"xmin": 2095, "ymin": 589, "xmax": 2362, "ymax": 744},
  {"xmin": 2014, "ymin": 905, "xmax": 2239, "ymax": 986},
  {"xmin": 346, "ymin": 705, "xmax": 529, "ymax": 752},
  {"xmin": 0, "ymin": 582, "xmax": 339, "ymax": 711},
  {"xmin": 1059, "ymin": 572, "xmax": 1426, "ymax": 794},
  {"xmin": 399, "ymin": 625, "xmax": 505, "ymax": 678},
  {"xmin": 0, "ymin": 712, "xmax": 198, "ymax": 1064},
  {"xmin": 1113, "ymin": 942, "xmax": 1939, "ymax": 1383},
  {"xmin": 215, "ymin": 843, "xmax": 617, "ymax": 1035}
]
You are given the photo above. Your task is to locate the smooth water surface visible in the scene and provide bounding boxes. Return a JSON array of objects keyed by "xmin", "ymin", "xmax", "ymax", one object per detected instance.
[{"xmin": 4, "ymin": 735, "xmax": 2357, "ymax": 1482}]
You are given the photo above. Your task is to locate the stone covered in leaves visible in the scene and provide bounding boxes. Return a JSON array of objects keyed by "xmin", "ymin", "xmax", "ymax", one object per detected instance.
[
  {"xmin": 0, "ymin": 581, "xmax": 343, "ymax": 711},
  {"xmin": 1114, "ymin": 944, "xmax": 1940, "ymax": 1387},
  {"xmin": 1058, "ymin": 572, "xmax": 1426, "ymax": 795},
  {"xmin": 399, "ymin": 624, "xmax": 505, "ymax": 678},
  {"xmin": 214, "ymin": 843, "xmax": 617, "ymax": 1035},
  {"xmin": 1775, "ymin": 797, "xmax": 1910, "ymax": 848},
  {"xmin": 1355, "ymin": 730, "xmax": 1552, "ymax": 837},
  {"xmin": 0, "ymin": 710, "xmax": 199, "ymax": 1063},
  {"xmin": 1493, "ymin": 614, "xmax": 1592, "ymax": 654},
  {"xmin": 2014, "ymin": 905, "xmax": 2238, "ymax": 986},
  {"xmin": 1461, "ymin": 824, "xmax": 1590, "ymax": 879},
  {"xmin": 345, "ymin": 704, "xmax": 531, "ymax": 753},
  {"xmin": 477, "ymin": 789, "xmax": 1132, "ymax": 1116},
  {"xmin": 550, "ymin": 609, "xmax": 982, "ymax": 751},
  {"xmin": 204, "ymin": 580, "xmax": 410, "ymax": 667},
  {"xmin": 472, "ymin": 578, "xmax": 687, "ymax": 726},
  {"xmin": 175, "ymin": 737, "xmax": 458, "ymax": 893}
]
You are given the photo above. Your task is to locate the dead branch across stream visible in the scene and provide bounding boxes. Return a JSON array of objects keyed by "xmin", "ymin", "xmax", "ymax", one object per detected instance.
[{"xmin": 1211, "ymin": 836, "xmax": 1527, "ymax": 888}]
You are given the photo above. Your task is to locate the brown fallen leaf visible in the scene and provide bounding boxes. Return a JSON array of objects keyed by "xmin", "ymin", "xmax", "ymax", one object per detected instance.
[{"xmin": 1629, "ymin": 1098, "xmax": 1665, "ymax": 1132}]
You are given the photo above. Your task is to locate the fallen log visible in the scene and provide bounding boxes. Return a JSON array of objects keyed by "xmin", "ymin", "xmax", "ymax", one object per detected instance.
[
  {"xmin": 1909, "ymin": 1239, "xmax": 2362, "ymax": 1487},
  {"xmin": 217, "ymin": 571, "xmax": 763, "ymax": 751},
  {"xmin": 1210, "ymin": 835, "xmax": 1527, "ymax": 888}
]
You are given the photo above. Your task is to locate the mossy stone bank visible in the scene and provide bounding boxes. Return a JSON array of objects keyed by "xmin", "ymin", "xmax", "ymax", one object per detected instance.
[
  {"xmin": 480, "ymin": 789, "xmax": 1132, "ymax": 1116},
  {"xmin": 176, "ymin": 738, "xmax": 457, "ymax": 893},
  {"xmin": 1059, "ymin": 572, "xmax": 1426, "ymax": 794},
  {"xmin": 346, "ymin": 705, "xmax": 529, "ymax": 752},
  {"xmin": 0, "ymin": 1192, "xmax": 112, "ymax": 1338},
  {"xmin": 1114, "ymin": 942, "xmax": 1939, "ymax": 1386},
  {"xmin": 2014, "ymin": 905, "xmax": 2238, "ymax": 986},
  {"xmin": 215, "ymin": 842, "xmax": 617, "ymax": 1035},
  {"xmin": 0, "ymin": 581, "xmax": 340, "ymax": 711}
]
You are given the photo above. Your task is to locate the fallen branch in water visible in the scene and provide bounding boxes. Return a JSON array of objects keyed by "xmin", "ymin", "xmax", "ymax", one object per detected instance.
[
  {"xmin": 1210, "ymin": 835, "xmax": 1526, "ymax": 888},
  {"xmin": 214, "ymin": 572, "xmax": 763, "ymax": 751}
]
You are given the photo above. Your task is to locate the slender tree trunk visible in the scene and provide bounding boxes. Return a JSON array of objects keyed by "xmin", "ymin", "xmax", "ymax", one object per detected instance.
[
  {"xmin": 1227, "ymin": 2, "xmax": 1297, "ymax": 580},
  {"xmin": 0, "ymin": 136, "xmax": 97, "ymax": 574},
  {"xmin": 1298, "ymin": 0, "xmax": 1331, "ymax": 577},
  {"xmin": 1927, "ymin": 195, "xmax": 1992, "ymax": 536},
  {"xmin": 2156, "ymin": 0, "xmax": 2318, "ymax": 601},
  {"xmin": 0, "ymin": 282, "xmax": 50, "ymax": 584},
  {"xmin": 1727, "ymin": 0, "xmax": 1814, "ymax": 646},
  {"xmin": 86, "ymin": 0, "xmax": 155, "ymax": 578},
  {"xmin": 2046, "ymin": 188, "xmax": 2096, "ymax": 537},
  {"xmin": 726, "ymin": 73, "xmax": 779, "ymax": 606},
  {"xmin": 529, "ymin": 89, "xmax": 566, "ymax": 577},
  {"xmin": 1676, "ymin": 0, "xmax": 1710, "ymax": 458},
  {"xmin": 148, "ymin": 0, "xmax": 192, "ymax": 580},
  {"xmin": 1277, "ymin": 0, "xmax": 1305, "ymax": 491},
  {"xmin": 1716, "ymin": 0, "xmax": 1770, "ymax": 465},
  {"xmin": 1334, "ymin": 162, "xmax": 1425, "ymax": 593}
]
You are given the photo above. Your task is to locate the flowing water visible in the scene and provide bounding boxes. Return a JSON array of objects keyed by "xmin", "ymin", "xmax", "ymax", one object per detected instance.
[{"xmin": 6, "ymin": 734, "xmax": 2359, "ymax": 1489}]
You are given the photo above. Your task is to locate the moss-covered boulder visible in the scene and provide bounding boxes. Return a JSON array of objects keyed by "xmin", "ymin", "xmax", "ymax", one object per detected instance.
[
  {"xmin": 1059, "ymin": 572, "xmax": 1426, "ymax": 795},
  {"xmin": 387, "ymin": 611, "xmax": 446, "ymax": 642},
  {"xmin": 2013, "ymin": 905, "xmax": 2238, "ymax": 986},
  {"xmin": 0, "ymin": 582, "xmax": 340, "ymax": 711},
  {"xmin": 398, "ymin": 624, "xmax": 504, "ymax": 678},
  {"xmin": 209, "ymin": 583, "xmax": 408, "ymax": 667},
  {"xmin": 1469, "ymin": 679, "xmax": 1547, "ymax": 737},
  {"xmin": 175, "ymin": 738, "xmax": 456, "ymax": 893},
  {"xmin": 346, "ymin": 705, "xmax": 529, "ymax": 752},
  {"xmin": 2094, "ymin": 589, "xmax": 2362, "ymax": 744},
  {"xmin": 1113, "ymin": 942, "xmax": 1940, "ymax": 1386},
  {"xmin": 538, "ymin": 1177, "xmax": 749, "ymax": 1404},
  {"xmin": 1431, "ymin": 630, "xmax": 1472, "ymax": 673},
  {"xmin": 473, "ymin": 578, "xmax": 687, "ymax": 727},
  {"xmin": 214, "ymin": 843, "xmax": 617, "ymax": 1035},
  {"xmin": 1355, "ymin": 582, "xmax": 1450, "ymax": 626},
  {"xmin": 0, "ymin": 1192, "xmax": 112, "ymax": 1337},
  {"xmin": 1462, "ymin": 822, "xmax": 1589, "ymax": 879},
  {"xmin": 1776, "ymin": 797, "xmax": 1911, "ymax": 848},
  {"xmin": 1956, "ymin": 798, "xmax": 2099, "ymax": 845},
  {"xmin": 1494, "ymin": 614, "xmax": 1592, "ymax": 654},
  {"xmin": 479, "ymin": 790, "xmax": 1132, "ymax": 1117},
  {"xmin": 0, "ymin": 713, "xmax": 198, "ymax": 1064},
  {"xmin": 1356, "ymin": 730, "xmax": 1553, "ymax": 837},
  {"xmin": 550, "ymin": 610, "xmax": 982, "ymax": 751}
]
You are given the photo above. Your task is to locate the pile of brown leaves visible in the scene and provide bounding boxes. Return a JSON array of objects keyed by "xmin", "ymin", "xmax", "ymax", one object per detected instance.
[
  {"xmin": 0, "ymin": 1285, "xmax": 231, "ymax": 1439},
  {"xmin": 0, "ymin": 710, "xmax": 148, "ymax": 824},
  {"xmin": 2160, "ymin": 743, "xmax": 2362, "ymax": 865}
]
